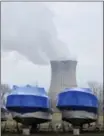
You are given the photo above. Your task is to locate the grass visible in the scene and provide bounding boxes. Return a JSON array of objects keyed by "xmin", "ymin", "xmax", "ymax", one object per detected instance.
[
  {"xmin": 99, "ymin": 116, "xmax": 103, "ymax": 124},
  {"xmin": 52, "ymin": 113, "xmax": 62, "ymax": 122}
]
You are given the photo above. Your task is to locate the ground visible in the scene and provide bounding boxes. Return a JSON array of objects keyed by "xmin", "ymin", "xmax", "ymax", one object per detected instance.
[
  {"xmin": 1, "ymin": 113, "xmax": 104, "ymax": 136},
  {"xmin": 1, "ymin": 132, "xmax": 104, "ymax": 136}
]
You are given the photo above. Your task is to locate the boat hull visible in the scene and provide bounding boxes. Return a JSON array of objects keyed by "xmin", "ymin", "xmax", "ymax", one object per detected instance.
[
  {"xmin": 11, "ymin": 111, "xmax": 52, "ymax": 125},
  {"xmin": 61, "ymin": 110, "xmax": 97, "ymax": 126}
]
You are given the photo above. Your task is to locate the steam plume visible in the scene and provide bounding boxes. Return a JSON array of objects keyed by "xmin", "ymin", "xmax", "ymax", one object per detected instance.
[{"xmin": 1, "ymin": 2, "xmax": 71, "ymax": 64}]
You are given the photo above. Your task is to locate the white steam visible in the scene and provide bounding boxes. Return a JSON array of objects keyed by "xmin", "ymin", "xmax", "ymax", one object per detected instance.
[{"xmin": 1, "ymin": 2, "xmax": 71, "ymax": 65}]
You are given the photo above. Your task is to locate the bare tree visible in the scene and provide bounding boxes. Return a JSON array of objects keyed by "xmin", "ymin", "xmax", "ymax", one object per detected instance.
[
  {"xmin": 88, "ymin": 81, "xmax": 103, "ymax": 126},
  {"xmin": 88, "ymin": 81, "xmax": 103, "ymax": 99},
  {"xmin": 0, "ymin": 84, "xmax": 11, "ymax": 105}
]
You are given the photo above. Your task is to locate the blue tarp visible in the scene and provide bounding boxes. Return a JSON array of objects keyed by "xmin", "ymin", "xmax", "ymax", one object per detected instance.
[
  {"xmin": 56, "ymin": 88, "xmax": 98, "ymax": 113},
  {"xmin": 6, "ymin": 85, "xmax": 51, "ymax": 113},
  {"xmin": 9, "ymin": 85, "xmax": 48, "ymax": 96}
]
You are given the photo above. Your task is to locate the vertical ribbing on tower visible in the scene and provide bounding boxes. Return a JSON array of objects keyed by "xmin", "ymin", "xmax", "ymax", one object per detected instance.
[{"xmin": 48, "ymin": 60, "xmax": 77, "ymax": 112}]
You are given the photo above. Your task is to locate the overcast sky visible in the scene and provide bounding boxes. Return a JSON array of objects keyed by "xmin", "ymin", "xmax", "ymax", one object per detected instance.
[{"xmin": 1, "ymin": 2, "xmax": 103, "ymax": 91}]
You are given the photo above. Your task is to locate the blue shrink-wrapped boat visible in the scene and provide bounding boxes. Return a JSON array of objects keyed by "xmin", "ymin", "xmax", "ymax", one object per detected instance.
[
  {"xmin": 56, "ymin": 88, "xmax": 98, "ymax": 126},
  {"xmin": 6, "ymin": 85, "xmax": 52, "ymax": 126}
]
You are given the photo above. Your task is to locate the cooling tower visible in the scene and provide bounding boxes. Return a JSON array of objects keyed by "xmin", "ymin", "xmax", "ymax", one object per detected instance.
[{"xmin": 49, "ymin": 60, "xmax": 77, "ymax": 112}]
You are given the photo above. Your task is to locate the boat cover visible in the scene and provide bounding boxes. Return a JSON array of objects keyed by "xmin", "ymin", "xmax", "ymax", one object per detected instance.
[
  {"xmin": 6, "ymin": 85, "xmax": 51, "ymax": 113},
  {"xmin": 56, "ymin": 88, "xmax": 98, "ymax": 113}
]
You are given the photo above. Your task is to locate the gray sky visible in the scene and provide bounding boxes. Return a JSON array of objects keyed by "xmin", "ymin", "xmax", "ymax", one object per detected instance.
[{"xmin": 1, "ymin": 2, "xmax": 103, "ymax": 91}]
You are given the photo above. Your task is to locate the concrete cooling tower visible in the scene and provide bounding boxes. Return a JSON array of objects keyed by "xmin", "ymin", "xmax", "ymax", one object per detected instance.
[{"xmin": 48, "ymin": 60, "xmax": 77, "ymax": 112}]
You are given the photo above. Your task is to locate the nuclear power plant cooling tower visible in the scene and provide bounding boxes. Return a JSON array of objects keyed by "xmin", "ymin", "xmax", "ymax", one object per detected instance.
[{"xmin": 49, "ymin": 60, "xmax": 77, "ymax": 112}]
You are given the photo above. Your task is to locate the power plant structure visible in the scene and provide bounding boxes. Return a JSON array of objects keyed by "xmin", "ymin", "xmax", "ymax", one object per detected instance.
[
  {"xmin": 48, "ymin": 59, "xmax": 99, "ymax": 135},
  {"xmin": 3, "ymin": 59, "xmax": 100, "ymax": 135},
  {"xmin": 48, "ymin": 59, "xmax": 77, "ymax": 112}
]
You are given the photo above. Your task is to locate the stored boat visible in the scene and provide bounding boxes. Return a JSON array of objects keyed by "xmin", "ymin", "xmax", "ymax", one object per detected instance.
[{"xmin": 6, "ymin": 85, "xmax": 52, "ymax": 127}]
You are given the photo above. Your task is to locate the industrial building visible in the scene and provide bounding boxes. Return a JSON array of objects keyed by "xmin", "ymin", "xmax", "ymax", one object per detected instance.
[{"xmin": 48, "ymin": 59, "xmax": 77, "ymax": 112}]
